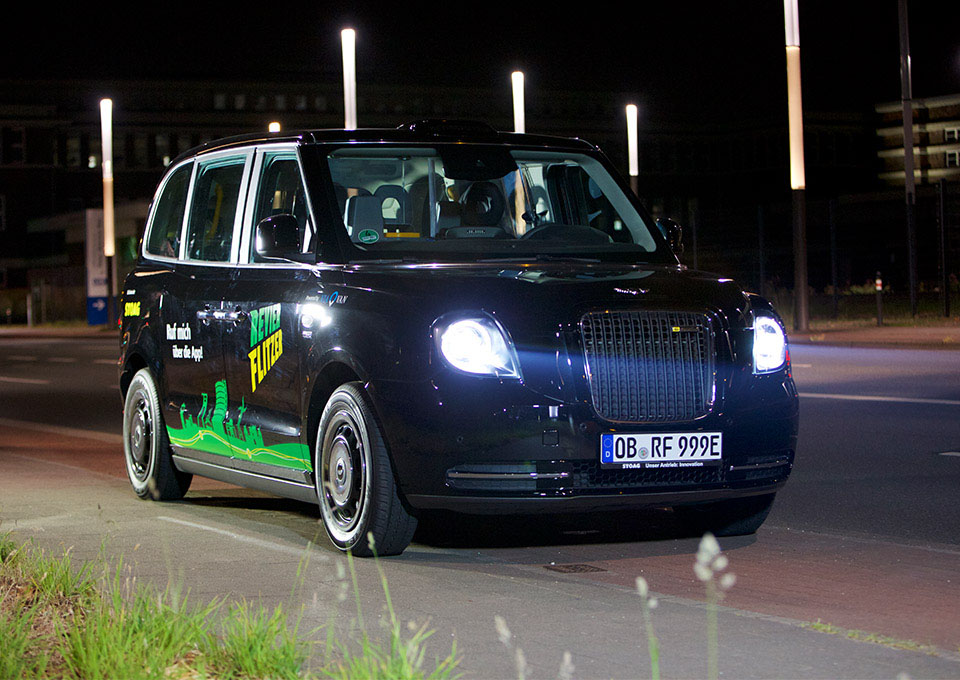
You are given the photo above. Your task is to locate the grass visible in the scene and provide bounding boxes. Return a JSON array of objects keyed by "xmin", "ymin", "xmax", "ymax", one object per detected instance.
[
  {"xmin": 0, "ymin": 531, "xmax": 459, "ymax": 679},
  {"xmin": 802, "ymin": 619, "xmax": 939, "ymax": 656},
  {"xmin": 770, "ymin": 290, "xmax": 960, "ymax": 330}
]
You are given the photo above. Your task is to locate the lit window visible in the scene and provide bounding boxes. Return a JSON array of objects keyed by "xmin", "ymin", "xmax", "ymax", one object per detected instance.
[
  {"xmin": 946, "ymin": 151, "xmax": 960, "ymax": 168},
  {"xmin": 945, "ymin": 128, "xmax": 959, "ymax": 142}
]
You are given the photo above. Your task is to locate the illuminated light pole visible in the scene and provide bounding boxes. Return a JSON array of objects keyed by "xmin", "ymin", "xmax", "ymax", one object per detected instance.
[
  {"xmin": 899, "ymin": 0, "xmax": 918, "ymax": 317},
  {"xmin": 626, "ymin": 104, "xmax": 639, "ymax": 195},
  {"xmin": 99, "ymin": 98, "xmax": 116, "ymax": 325},
  {"xmin": 512, "ymin": 71, "xmax": 526, "ymax": 233},
  {"xmin": 784, "ymin": 0, "xmax": 809, "ymax": 332},
  {"xmin": 511, "ymin": 71, "xmax": 525, "ymax": 134},
  {"xmin": 341, "ymin": 28, "xmax": 357, "ymax": 130},
  {"xmin": 268, "ymin": 121, "xmax": 281, "ymax": 133}
]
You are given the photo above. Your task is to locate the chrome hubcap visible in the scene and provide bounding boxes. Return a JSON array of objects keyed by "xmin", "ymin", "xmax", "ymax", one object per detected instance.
[
  {"xmin": 130, "ymin": 397, "xmax": 152, "ymax": 477},
  {"xmin": 329, "ymin": 433, "xmax": 355, "ymax": 508}
]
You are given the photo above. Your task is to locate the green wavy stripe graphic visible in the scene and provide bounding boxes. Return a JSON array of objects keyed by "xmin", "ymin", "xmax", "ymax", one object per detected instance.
[{"xmin": 168, "ymin": 426, "xmax": 311, "ymax": 471}]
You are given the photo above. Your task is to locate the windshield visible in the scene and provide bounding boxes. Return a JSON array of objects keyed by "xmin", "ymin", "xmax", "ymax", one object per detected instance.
[{"xmin": 323, "ymin": 145, "xmax": 669, "ymax": 262}]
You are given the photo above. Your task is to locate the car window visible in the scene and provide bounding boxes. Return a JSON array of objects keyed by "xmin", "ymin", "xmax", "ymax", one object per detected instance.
[
  {"xmin": 184, "ymin": 157, "xmax": 246, "ymax": 262},
  {"xmin": 251, "ymin": 152, "xmax": 313, "ymax": 261},
  {"xmin": 324, "ymin": 146, "xmax": 660, "ymax": 259},
  {"xmin": 145, "ymin": 162, "xmax": 192, "ymax": 258}
]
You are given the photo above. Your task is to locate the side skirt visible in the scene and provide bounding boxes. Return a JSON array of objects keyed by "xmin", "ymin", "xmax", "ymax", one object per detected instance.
[{"xmin": 172, "ymin": 454, "xmax": 318, "ymax": 505}]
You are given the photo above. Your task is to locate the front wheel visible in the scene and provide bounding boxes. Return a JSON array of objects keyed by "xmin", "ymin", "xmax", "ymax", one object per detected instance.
[
  {"xmin": 122, "ymin": 368, "xmax": 192, "ymax": 500},
  {"xmin": 315, "ymin": 383, "xmax": 417, "ymax": 556},
  {"xmin": 674, "ymin": 493, "xmax": 776, "ymax": 537}
]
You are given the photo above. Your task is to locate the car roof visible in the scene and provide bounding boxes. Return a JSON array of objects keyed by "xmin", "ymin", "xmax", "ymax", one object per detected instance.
[{"xmin": 171, "ymin": 119, "xmax": 599, "ymax": 166}]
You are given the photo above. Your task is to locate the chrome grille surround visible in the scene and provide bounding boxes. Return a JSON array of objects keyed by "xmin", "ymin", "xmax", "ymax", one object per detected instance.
[{"xmin": 580, "ymin": 310, "xmax": 716, "ymax": 423}]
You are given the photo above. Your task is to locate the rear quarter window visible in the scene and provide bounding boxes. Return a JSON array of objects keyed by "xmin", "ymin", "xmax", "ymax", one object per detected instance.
[{"xmin": 145, "ymin": 162, "xmax": 193, "ymax": 258}]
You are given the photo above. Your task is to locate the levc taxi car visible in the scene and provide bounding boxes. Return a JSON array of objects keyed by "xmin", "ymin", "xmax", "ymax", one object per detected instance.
[{"xmin": 119, "ymin": 120, "xmax": 798, "ymax": 556}]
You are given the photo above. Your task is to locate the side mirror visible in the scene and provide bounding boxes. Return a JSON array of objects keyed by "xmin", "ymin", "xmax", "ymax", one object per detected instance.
[
  {"xmin": 656, "ymin": 217, "xmax": 684, "ymax": 257},
  {"xmin": 255, "ymin": 214, "xmax": 301, "ymax": 259}
]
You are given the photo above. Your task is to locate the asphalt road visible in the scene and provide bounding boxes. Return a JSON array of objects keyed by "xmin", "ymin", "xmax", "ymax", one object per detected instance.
[{"xmin": 2, "ymin": 336, "xmax": 959, "ymax": 678}]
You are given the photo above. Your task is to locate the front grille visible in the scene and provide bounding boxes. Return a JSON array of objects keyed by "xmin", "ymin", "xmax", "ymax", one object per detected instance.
[
  {"xmin": 581, "ymin": 311, "xmax": 715, "ymax": 423},
  {"xmin": 571, "ymin": 460, "xmax": 723, "ymax": 490}
]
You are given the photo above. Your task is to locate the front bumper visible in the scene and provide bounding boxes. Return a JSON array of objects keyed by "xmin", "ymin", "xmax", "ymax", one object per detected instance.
[{"xmin": 370, "ymin": 368, "xmax": 799, "ymax": 514}]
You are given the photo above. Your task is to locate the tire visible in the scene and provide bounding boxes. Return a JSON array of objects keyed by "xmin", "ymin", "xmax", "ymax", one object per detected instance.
[
  {"xmin": 122, "ymin": 368, "xmax": 192, "ymax": 500},
  {"xmin": 674, "ymin": 493, "xmax": 776, "ymax": 537},
  {"xmin": 315, "ymin": 383, "xmax": 417, "ymax": 556}
]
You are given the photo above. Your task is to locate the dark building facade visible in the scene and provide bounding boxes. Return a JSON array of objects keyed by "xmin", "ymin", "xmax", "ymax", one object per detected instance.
[{"xmin": 0, "ymin": 77, "xmax": 954, "ymax": 322}]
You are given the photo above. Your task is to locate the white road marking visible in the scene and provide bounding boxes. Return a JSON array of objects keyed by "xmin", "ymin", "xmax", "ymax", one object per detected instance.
[
  {"xmin": 939, "ymin": 451, "xmax": 960, "ymax": 457},
  {"xmin": 791, "ymin": 363, "xmax": 813, "ymax": 368},
  {"xmin": 799, "ymin": 392, "xmax": 960, "ymax": 407},
  {"xmin": 93, "ymin": 359, "xmax": 117, "ymax": 365},
  {"xmin": 8, "ymin": 355, "xmax": 37, "ymax": 361},
  {"xmin": 157, "ymin": 516, "xmax": 329, "ymax": 561},
  {"xmin": 0, "ymin": 417, "xmax": 121, "ymax": 443},
  {"xmin": 0, "ymin": 375, "xmax": 50, "ymax": 385}
]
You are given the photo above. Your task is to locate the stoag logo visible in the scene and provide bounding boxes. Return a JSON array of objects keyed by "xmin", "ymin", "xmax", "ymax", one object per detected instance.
[{"xmin": 248, "ymin": 303, "xmax": 283, "ymax": 392}]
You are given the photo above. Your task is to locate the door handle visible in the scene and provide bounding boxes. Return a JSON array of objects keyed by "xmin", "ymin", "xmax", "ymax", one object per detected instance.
[
  {"xmin": 196, "ymin": 306, "xmax": 215, "ymax": 324},
  {"xmin": 227, "ymin": 307, "xmax": 249, "ymax": 325}
]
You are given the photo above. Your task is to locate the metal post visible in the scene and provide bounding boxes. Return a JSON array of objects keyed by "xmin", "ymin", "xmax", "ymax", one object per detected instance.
[
  {"xmin": 940, "ymin": 179, "xmax": 951, "ymax": 318},
  {"xmin": 875, "ymin": 271, "xmax": 884, "ymax": 326},
  {"xmin": 830, "ymin": 198, "xmax": 839, "ymax": 319},
  {"xmin": 899, "ymin": 0, "xmax": 918, "ymax": 317},
  {"xmin": 758, "ymin": 204, "xmax": 766, "ymax": 298},
  {"xmin": 100, "ymin": 98, "xmax": 117, "ymax": 326},
  {"xmin": 784, "ymin": 0, "xmax": 809, "ymax": 332},
  {"xmin": 793, "ymin": 190, "xmax": 809, "ymax": 329}
]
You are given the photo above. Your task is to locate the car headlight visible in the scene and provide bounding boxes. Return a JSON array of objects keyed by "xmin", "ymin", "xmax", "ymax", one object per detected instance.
[
  {"xmin": 435, "ymin": 313, "xmax": 521, "ymax": 379},
  {"xmin": 753, "ymin": 314, "xmax": 788, "ymax": 374}
]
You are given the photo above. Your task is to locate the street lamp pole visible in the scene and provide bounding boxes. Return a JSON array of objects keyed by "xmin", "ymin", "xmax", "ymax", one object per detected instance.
[
  {"xmin": 99, "ymin": 98, "xmax": 116, "ymax": 326},
  {"xmin": 898, "ymin": 0, "xmax": 918, "ymax": 317},
  {"xmin": 341, "ymin": 28, "xmax": 357, "ymax": 130},
  {"xmin": 784, "ymin": 0, "xmax": 809, "ymax": 332},
  {"xmin": 512, "ymin": 71, "xmax": 526, "ymax": 234},
  {"xmin": 511, "ymin": 71, "xmax": 525, "ymax": 134},
  {"xmin": 626, "ymin": 104, "xmax": 639, "ymax": 195}
]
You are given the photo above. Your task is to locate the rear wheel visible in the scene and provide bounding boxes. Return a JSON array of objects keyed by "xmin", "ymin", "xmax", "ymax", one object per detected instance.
[
  {"xmin": 674, "ymin": 493, "xmax": 776, "ymax": 537},
  {"xmin": 315, "ymin": 383, "xmax": 417, "ymax": 556},
  {"xmin": 123, "ymin": 368, "xmax": 192, "ymax": 500}
]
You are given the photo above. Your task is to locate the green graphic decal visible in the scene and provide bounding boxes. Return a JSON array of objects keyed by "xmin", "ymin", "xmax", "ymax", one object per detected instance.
[
  {"xmin": 248, "ymin": 303, "xmax": 283, "ymax": 393},
  {"xmin": 167, "ymin": 379, "xmax": 310, "ymax": 471}
]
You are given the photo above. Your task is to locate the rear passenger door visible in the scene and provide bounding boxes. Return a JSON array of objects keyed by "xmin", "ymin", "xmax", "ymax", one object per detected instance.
[{"xmin": 160, "ymin": 149, "xmax": 253, "ymax": 463}]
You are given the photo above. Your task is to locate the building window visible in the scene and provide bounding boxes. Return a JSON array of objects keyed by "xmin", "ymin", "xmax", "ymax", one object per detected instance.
[
  {"xmin": 234, "ymin": 94, "xmax": 246, "ymax": 110},
  {"xmin": 945, "ymin": 128, "xmax": 959, "ymax": 142},
  {"xmin": 214, "ymin": 93, "xmax": 227, "ymax": 110},
  {"xmin": 947, "ymin": 151, "xmax": 960, "ymax": 168},
  {"xmin": 1, "ymin": 127, "xmax": 25, "ymax": 165}
]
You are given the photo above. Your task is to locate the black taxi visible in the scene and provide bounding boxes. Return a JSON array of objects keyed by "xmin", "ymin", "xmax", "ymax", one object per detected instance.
[{"xmin": 119, "ymin": 120, "xmax": 798, "ymax": 556}]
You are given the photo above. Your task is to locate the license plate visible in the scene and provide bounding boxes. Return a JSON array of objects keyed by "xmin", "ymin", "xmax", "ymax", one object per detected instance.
[{"xmin": 600, "ymin": 432, "xmax": 722, "ymax": 469}]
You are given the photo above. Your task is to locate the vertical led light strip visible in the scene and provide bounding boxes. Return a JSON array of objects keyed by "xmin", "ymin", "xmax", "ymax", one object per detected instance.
[
  {"xmin": 512, "ymin": 71, "xmax": 526, "ymax": 233},
  {"xmin": 511, "ymin": 71, "xmax": 525, "ymax": 134},
  {"xmin": 341, "ymin": 29, "xmax": 357, "ymax": 130},
  {"xmin": 784, "ymin": 0, "xmax": 805, "ymax": 190},
  {"xmin": 626, "ymin": 104, "xmax": 639, "ymax": 193},
  {"xmin": 99, "ymin": 98, "xmax": 115, "ymax": 257}
]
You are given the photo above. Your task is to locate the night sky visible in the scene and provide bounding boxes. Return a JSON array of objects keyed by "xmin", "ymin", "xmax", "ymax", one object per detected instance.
[{"xmin": 7, "ymin": 2, "xmax": 960, "ymax": 121}]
